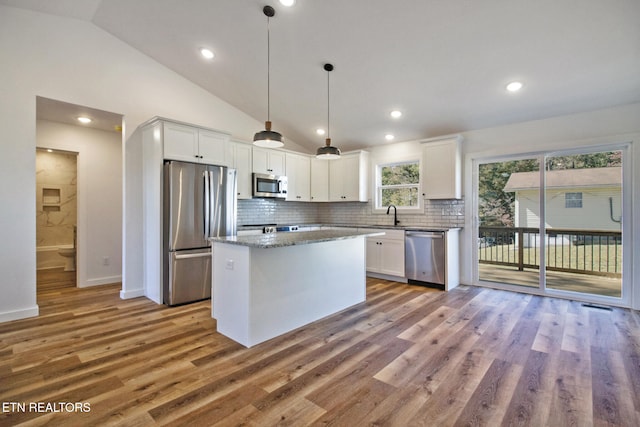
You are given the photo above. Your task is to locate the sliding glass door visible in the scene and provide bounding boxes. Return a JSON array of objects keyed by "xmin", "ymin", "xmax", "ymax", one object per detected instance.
[
  {"xmin": 477, "ymin": 157, "xmax": 541, "ymax": 289},
  {"xmin": 543, "ymin": 151, "xmax": 623, "ymax": 297},
  {"xmin": 475, "ymin": 145, "xmax": 628, "ymax": 304}
]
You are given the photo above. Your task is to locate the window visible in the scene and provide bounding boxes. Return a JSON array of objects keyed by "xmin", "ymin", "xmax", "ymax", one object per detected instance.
[
  {"xmin": 565, "ymin": 192, "xmax": 582, "ymax": 208},
  {"xmin": 375, "ymin": 160, "xmax": 421, "ymax": 210}
]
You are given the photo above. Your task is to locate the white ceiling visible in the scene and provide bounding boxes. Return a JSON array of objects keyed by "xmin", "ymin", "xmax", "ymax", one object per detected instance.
[
  {"xmin": 6, "ymin": 0, "xmax": 640, "ymax": 152},
  {"xmin": 36, "ymin": 96, "xmax": 123, "ymax": 133}
]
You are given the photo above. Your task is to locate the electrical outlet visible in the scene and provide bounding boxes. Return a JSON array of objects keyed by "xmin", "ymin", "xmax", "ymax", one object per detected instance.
[
  {"xmin": 103, "ymin": 256, "xmax": 110, "ymax": 266},
  {"xmin": 225, "ymin": 259, "xmax": 234, "ymax": 270}
]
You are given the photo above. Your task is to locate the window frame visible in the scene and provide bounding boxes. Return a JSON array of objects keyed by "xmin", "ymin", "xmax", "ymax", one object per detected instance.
[
  {"xmin": 565, "ymin": 192, "xmax": 583, "ymax": 208},
  {"xmin": 373, "ymin": 157, "xmax": 423, "ymax": 213}
]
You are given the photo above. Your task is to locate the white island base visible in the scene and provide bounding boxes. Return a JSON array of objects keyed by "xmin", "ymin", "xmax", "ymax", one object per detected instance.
[{"xmin": 212, "ymin": 236, "xmax": 367, "ymax": 347}]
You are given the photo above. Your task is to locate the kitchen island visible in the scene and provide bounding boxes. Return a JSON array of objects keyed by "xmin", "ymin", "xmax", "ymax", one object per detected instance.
[{"xmin": 209, "ymin": 229, "xmax": 382, "ymax": 347}]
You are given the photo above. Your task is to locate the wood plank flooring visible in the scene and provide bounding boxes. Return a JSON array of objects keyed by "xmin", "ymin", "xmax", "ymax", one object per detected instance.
[{"xmin": 1, "ymin": 269, "xmax": 639, "ymax": 426}]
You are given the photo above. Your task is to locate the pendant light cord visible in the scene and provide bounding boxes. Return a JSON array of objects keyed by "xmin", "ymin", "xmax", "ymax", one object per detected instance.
[
  {"xmin": 326, "ymin": 69, "xmax": 330, "ymax": 139},
  {"xmin": 266, "ymin": 14, "xmax": 271, "ymax": 122}
]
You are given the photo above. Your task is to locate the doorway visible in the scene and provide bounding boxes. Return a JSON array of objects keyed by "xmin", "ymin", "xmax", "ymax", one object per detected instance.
[
  {"xmin": 474, "ymin": 144, "xmax": 630, "ymax": 305},
  {"xmin": 35, "ymin": 148, "xmax": 78, "ymax": 289},
  {"xmin": 35, "ymin": 96, "xmax": 124, "ymax": 291}
]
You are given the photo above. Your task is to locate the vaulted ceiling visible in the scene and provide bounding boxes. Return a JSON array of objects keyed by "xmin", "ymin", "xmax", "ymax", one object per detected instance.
[{"xmin": 5, "ymin": 0, "xmax": 640, "ymax": 151}]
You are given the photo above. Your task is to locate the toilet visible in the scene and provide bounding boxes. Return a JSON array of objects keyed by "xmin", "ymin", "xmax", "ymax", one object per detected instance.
[
  {"xmin": 58, "ymin": 248, "xmax": 76, "ymax": 271},
  {"xmin": 58, "ymin": 225, "xmax": 77, "ymax": 272}
]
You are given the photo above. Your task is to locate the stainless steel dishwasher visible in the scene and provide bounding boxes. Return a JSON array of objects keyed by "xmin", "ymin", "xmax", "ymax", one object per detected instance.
[{"xmin": 405, "ymin": 231, "xmax": 445, "ymax": 288}]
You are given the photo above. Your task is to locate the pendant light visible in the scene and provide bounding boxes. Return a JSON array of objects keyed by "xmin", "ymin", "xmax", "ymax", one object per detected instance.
[
  {"xmin": 316, "ymin": 63, "xmax": 341, "ymax": 159},
  {"xmin": 253, "ymin": 5, "xmax": 284, "ymax": 148}
]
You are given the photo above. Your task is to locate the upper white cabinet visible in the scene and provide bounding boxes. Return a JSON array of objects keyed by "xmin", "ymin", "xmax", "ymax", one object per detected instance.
[
  {"xmin": 310, "ymin": 158, "xmax": 330, "ymax": 202},
  {"xmin": 329, "ymin": 151, "xmax": 369, "ymax": 202},
  {"xmin": 163, "ymin": 121, "xmax": 229, "ymax": 166},
  {"xmin": 421, "ymin": 135, "xmax": 462, "ymax": 199},
  {"xmin": 229, "ymin": 140, "xmax": 253, "ymax": 200},
  {"xmin": 285, "ymin": 153, "xmax": 311, "ymax": 201},
  {"xmin": 252, "ymin": 147, "xmax": 286, "ymax": 176}
]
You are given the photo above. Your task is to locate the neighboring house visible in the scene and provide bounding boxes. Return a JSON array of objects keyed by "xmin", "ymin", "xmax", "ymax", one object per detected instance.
[{"xmin": 503, "ymin": 167, "xmax": 622, "ymax": 246}]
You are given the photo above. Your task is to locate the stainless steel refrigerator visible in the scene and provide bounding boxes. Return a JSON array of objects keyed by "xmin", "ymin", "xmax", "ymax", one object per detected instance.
[{"xmin": 163, "ymin": 161, "xmax": 236, "ymax": 306}]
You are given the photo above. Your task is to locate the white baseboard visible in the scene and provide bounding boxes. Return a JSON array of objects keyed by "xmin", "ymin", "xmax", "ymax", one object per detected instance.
[
  {"xmin": 366, "ymin": 272, "xmax": 408, "ymax": 283},
  {"xmin": 79, "ymin": 275, "xmax": 122, "ymax": 288},
  {"xmin": 120, "ymin": 288, "xmax": 145, "ymax": 300},
  {"xmin": 0, "ymin": 305, "xmax": 39, "ymax": 323}
]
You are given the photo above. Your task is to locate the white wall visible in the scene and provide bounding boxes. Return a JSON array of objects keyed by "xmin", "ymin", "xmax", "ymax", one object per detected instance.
[
  {"xmin": 0, "ymin": 5, "xmax": 307, "ymax": 322},
  {"xmin": 37, "ymin": 120, "xmax": 123, "ymax": 287}
]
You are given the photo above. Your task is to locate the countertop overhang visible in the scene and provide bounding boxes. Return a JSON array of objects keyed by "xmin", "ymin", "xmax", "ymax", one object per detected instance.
[
  {"xmin": 210, "ymin": 229, "xmax": 384, "ymax": 249},
  {"xmin": 237, "ymin": 223, "xmax": 461, "ymax": 232}
]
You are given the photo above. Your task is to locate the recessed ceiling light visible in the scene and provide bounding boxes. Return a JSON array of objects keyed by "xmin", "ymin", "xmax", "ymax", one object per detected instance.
[
  {"xmin": 390, "ymin": 110, "xmax": 402, "ymax": 119},
  {"xmin": 279, "ymin": 0, "xmax": 296, "ymax": 6},
  {"xmin": 200, "ymin": 48, "xmax": 215, "ymax": 60},
  {"xmin": 77, "ymin": 117, "xmax": 92, "ymax": 124},
  {"xmin": 316, "ymin": 128, "xmax": 326, "ymax": 136},
  {"xmin": 506, "ymin": 81, "xmax": 523, "ymax": 92},
  {"xmin": 385, "ymin": 134, "xmax": 395, "ymax": 141}
]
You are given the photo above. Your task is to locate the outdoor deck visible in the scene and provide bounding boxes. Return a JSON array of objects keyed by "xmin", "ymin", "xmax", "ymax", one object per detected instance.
[{"xmin": 479, "ymin": 264, "xmax": 622, "ymax": 297}]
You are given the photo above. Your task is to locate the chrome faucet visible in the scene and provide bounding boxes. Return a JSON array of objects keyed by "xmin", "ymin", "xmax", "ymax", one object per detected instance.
[{"xmin": 386, "ymin": 204, "xmax": 399, "ymax": 226}]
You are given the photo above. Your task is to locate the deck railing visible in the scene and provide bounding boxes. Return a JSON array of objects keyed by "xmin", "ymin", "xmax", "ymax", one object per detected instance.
[{"xmin": 478, "ymin": 227, "xmax": 622, "ymax": 278}]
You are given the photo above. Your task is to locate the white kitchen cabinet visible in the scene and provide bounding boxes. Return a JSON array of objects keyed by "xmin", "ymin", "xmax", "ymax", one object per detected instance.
[
  {"xmin": 252, "ymin": 147, "xmax": 286, "ymax": 176},
  {"xmin": 229, "ymin": 140, "xmax": 253, "ymax": 200},
  {"xmin": 421, "ymin": 135, "xmax": 462, "ymax": 199},
  {"xmin": 310, "ymin": 158, "xmax": 330, "ymax": 202},
  {"xmin": 362, "ymin": 228, "xmax": 405, "ymax": 278},
  {"xmin": 163, "ymin": 121, "xmax": 229, "ymax": 165},
  {"xmin": 285, "ymin": 153, "xmax": 311, "ymax": 201},
  {"xmin": 329, "ymin": 151, "xmax": 369, "ymax": 202}
]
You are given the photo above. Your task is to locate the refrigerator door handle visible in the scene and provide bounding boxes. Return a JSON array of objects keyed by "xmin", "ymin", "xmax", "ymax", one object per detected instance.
[
  {"xmin": 203, "ymin": 170, "xmax": 210, "ymax": 239},
  {"xmin": 174, "ymin": 252, "xmax": 211, "ymax": 260},
  {"xmin": 405, "ymin": 232, "xmax": 444, "ymax": 238},
  {"xmin": 209, "ymin": 170, "xmax": 215, "ymax": 238}
]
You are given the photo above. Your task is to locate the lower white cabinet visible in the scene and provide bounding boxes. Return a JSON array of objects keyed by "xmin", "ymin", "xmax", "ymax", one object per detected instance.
[{"xmin": 363, "ymin": 228, "xmax": 405, "ymax": 277}]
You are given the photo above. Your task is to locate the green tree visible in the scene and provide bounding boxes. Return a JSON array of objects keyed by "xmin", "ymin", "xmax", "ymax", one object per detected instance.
[
  {"xmin": 381, "ymin": 162, "xmax": 420, "ymax": 207},
  {"xmin": 478, "ymin": 151, "xmax": 621, "ymax": 228},
  {"xmin": 479, "ymin": 159, "xmax": 538, "ymax": 226}
]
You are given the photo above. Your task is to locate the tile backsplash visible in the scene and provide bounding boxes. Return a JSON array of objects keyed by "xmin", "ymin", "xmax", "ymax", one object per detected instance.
[{"xmin": 237, "ymin": 198, "xmax": 464, "ymax": 228}]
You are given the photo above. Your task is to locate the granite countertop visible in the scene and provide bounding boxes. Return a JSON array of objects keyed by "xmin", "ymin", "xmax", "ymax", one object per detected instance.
[
  {"xmin": 332, "ymin": 224, "xmax": 460, "ymax": 232},
  {"xmin": 237, "ymin": 223, "xmax": 461, "ymax": 232},
  {"xmin": 210, "ymin": 229, "xmax": 384, "ymax": 249}
]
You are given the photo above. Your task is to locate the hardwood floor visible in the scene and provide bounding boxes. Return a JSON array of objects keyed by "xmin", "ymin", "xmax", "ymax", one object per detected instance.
[{"xmin": 1, "ymin": 270, "xmax": 639, "ymax": 426}]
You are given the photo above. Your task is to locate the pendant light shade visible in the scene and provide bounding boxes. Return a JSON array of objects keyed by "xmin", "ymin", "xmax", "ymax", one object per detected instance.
[
  {"xmin": 316, "ymin": 139, "xmax": 341, "ymax": 158},
  {"xmin": 254, "ymin": 121, "xmax": 283, "ymax": 148},
  {"xmin": 316, "ymin": 63, "xmax": 341, "ymax": 159},
  {"xmin": 254, "ymin": 5, "xmax": 284, "ymax": 148}
]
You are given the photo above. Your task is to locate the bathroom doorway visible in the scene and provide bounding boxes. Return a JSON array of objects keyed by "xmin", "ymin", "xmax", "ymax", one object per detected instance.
[
  {"xmin": 35, "ymin": 148, "xmax": 78, "ymax": 289},
  {"xmin": 35, "ymin": 96, "xmax": 124, "ymax": 292}
]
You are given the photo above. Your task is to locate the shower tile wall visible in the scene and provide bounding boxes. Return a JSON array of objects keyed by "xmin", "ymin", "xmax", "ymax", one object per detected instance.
[
  {"xmin": 237, "ymin": 198, "xmax": 464, "ymax": 229},
  {"xmin": 36, "ymin": 150, "xmax": 77, "ymax": 247}
]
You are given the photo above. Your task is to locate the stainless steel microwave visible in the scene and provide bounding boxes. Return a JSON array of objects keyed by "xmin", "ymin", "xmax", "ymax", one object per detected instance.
[{"xmin": 252, "ymin": 173, "xmax": 288, "ymax": 198}]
